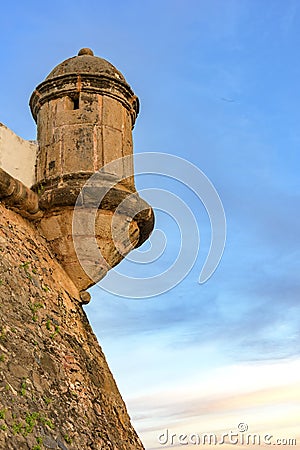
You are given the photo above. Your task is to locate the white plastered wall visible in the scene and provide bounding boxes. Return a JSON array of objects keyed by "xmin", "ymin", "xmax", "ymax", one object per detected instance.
[{"xmin": 0, "ymin": 123, "xmax": 37, "ymax": 188}]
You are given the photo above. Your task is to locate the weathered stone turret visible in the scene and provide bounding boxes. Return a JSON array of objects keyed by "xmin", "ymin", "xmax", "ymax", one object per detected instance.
[
  {"xmin": 30, "ymin": 47, "xmax": 139, "ymax": 192},
  {"xmin": 29, "ymin": 48, "xmax": 154, "ymax": 296}
]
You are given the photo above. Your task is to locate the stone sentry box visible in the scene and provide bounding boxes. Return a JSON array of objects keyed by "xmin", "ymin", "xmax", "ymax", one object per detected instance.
[
  {"xmin": 30, "ymin": 48, "xmax": 139, "ymax": 192},
  {"xmin": 1, "ymin": 48, "xmax": 154, "ymax": 300}
]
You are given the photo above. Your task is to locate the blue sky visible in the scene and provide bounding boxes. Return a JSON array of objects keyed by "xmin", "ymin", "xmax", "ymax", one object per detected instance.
[{"xmin": 1, "ymin": 1, "xmax": 300, "ymax": 448}]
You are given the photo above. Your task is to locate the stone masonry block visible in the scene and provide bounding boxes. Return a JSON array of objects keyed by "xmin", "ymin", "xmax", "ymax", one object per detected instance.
[
  {"xmin": 39, "ymin": 101, "xmax": 56, "ymax": 148},
  {"xmin": 39, "ymin": 215, "xmax": 64, "ymax": 241},
  {"xmin": 61, "ymin": 125, "xmax": 95, "ymax": 173},
  {"xmin": 73, "ymin": 209, "xmax": 113, "ymax": 238},
  {"xmin": 95, "ymin": 125, "xmax": 103, "ymax": 170},
  {"xmin": 121, "ymin": 110, "xmax": 134, "ymax": 188},
  {"xmin": 102, "ymin": 126, "xmax": 123, "ymax": 176},
  {"xmin": 36, "ymin": 146, "xmax": 47, "ymax": 183},
  {"xmin": 103, "ymin": 96, "xmax": 123, "ymax": 131},
  {"xmin": 45, "ymin": 127, "xmax": 63, "ymax": 180}
]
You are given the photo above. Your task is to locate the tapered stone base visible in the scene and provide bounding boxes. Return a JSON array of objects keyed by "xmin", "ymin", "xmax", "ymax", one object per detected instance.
[{"xmin": 39, "ymin": 207, "xmax": 140, "ymax": 292}]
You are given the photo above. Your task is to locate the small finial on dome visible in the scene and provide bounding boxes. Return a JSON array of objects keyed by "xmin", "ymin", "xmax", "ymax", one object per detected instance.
[{"xmin": 78, "ymin": 48, "xmax": 94, "ymax": 56}]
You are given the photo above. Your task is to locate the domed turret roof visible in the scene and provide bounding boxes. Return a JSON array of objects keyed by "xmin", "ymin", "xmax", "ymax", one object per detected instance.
[
  {"xmin": 30, "ymin": 48, "xmax": 139, "ymax": 125},
  {"xmin": 46, "ymin": 48, "xmax": 126, "ymax": 82}
]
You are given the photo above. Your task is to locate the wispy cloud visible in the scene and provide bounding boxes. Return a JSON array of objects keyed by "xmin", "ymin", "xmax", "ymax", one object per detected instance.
[{"xmin": 129, "ymin": 358, "xmax": 300, "ymax": 450}]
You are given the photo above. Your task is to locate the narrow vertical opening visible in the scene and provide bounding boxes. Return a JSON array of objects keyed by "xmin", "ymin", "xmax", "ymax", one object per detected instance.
[
  {"xmin": 73, "ymin": 95, "xmax": 80, "ymax": 110},
  {"xmin": 67, "ymin": 94, "xmax": 80, "ymax": 110}
]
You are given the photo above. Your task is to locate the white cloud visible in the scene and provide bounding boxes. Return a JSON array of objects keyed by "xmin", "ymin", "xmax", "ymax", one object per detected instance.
[{"xmin": 129, "ymin": 358, "xmax": 300, "ymax": 450}]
